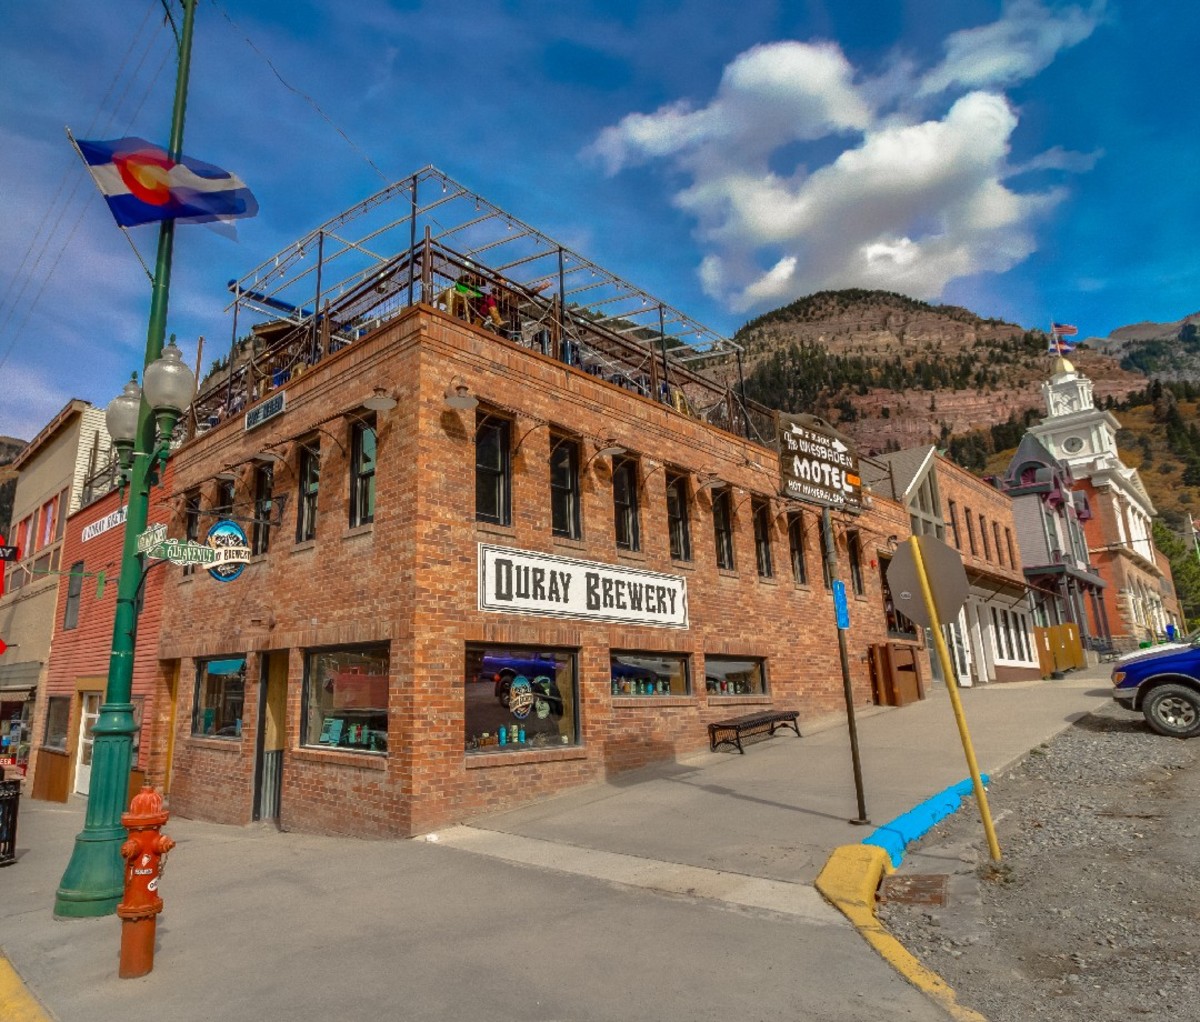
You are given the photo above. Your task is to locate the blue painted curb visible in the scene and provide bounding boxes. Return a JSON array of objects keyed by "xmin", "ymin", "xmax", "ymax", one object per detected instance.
[{"xmin": 863, "ymin": 775, "xmax": 989, "ymax": 867}]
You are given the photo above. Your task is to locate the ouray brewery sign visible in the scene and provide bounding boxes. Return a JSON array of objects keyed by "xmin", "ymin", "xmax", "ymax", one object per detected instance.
[
  {"xmin": 479, "ymin": 544, "xmax": 688, "ymax": 628},
  {"xmin": 778, "ymin": 413, "xmax": 862, "ymax": 509}
]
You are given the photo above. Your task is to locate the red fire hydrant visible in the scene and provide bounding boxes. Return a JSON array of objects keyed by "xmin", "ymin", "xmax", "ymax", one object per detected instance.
[{"xmin": 117, "ymin": 785, "xmax": 175, "ymax": 978}]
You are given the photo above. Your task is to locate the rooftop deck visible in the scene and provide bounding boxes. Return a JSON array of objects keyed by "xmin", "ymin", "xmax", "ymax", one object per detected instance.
[{"xmin": 191, "ymin": 166, "xmax": 773, "ymax": 444}]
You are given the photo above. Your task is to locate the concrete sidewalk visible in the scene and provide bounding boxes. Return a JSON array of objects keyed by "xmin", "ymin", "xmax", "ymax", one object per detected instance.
[{"xmin": 0, "ymin": 666, "xmax": 1113, "ymax": 1022}]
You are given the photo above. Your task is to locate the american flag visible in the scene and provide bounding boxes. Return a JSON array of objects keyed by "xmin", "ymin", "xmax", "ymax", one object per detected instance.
[{"xmin": 1052, "ymin": 322, "xmax": 1079, "ymax": 336}]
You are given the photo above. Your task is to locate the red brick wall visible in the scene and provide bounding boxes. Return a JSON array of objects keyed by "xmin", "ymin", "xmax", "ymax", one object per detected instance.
[
  {"xmin": 32, "ymin": 464, "xmax": 174, "ymax": 795},
  {"xmin": 159, "ymin": 305, "xmax": 923, "ymax": 836}
]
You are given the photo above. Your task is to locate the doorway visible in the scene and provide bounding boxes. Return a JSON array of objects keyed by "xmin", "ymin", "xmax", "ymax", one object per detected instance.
[
  {"xmin": 74, "ymin": 692, "xmax": 102, "ymax": 795},
  {"xmin": 253, "ymin": 652, "xmax": 288, "ymax": 822}
]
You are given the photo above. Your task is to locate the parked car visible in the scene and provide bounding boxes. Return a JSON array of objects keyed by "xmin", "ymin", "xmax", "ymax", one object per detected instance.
[{"xmin": 1111, "ymin": 632, "xmax": 1200, "ymax": 738}]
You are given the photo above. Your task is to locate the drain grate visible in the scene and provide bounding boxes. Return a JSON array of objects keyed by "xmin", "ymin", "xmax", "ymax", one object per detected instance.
[{"xmin": 878, "ymin": 873, "xmax": 948, "ymax": 906}]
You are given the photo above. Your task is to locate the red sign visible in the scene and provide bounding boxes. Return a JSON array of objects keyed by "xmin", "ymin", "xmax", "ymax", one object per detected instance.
[
  {"xmin": 330, "ymin": 669, "xmax": 388, "ymax": 709},
  {"xmin": 0, "ymin": 638, "xmax": 7, "ymax": 656}
]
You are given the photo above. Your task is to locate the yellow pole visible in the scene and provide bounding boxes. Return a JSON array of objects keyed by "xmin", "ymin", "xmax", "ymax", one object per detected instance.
[{"xmin": 908, "ymin": 537, "xmax": 1002, "ymax": 862}]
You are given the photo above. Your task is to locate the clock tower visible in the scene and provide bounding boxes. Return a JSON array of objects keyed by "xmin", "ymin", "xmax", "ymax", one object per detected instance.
[{"xmin": 1030, "ymin": 356, "xmax": 1121, "ymax": 471}]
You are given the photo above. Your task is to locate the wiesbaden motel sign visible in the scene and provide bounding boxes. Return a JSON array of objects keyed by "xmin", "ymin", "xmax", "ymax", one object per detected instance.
[
  {"xmin": 479, "ymin": 543, "xmax": 688, "ymax": 628},
  {"xmin": 777, "ymin": 413, "xmax": 863, "ymax": 509}
]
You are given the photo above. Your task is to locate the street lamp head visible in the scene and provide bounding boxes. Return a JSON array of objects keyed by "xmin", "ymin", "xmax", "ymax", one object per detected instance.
[
  {"xmin": 143, "ymin": 337, "xmax": 196, "ymax": 415},
  {"xmin": 105, "ymin": 374, "xmax": 142, "ymax": 446}
]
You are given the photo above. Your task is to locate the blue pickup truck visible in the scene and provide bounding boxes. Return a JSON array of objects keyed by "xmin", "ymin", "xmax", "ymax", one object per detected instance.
[{"xmin": 1111, "ymin": 631, "xmax": 1200, "ymax": 738}]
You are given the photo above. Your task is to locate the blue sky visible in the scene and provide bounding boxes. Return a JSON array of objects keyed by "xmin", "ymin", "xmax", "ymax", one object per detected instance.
[{"xmin": 1, "ymin": 0, "xmax": 1196, "ymax": 440}]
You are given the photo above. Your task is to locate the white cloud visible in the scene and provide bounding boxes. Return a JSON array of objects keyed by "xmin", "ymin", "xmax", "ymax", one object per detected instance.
[
  {"xmin": 588, "ymin": 4, "xmax": 1097, "ymax": 315},
  {"xmin": 918, "ymin": 0, "xmax": 1104, "ymax": 97},
  {"xmin": 587, "ymin": 40, "xmax": 870, "ymax": 175}
]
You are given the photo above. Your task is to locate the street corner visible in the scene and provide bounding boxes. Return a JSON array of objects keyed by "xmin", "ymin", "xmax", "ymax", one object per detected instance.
[
  {"xmin": 0, "ymin": 952, "xmax": 54, "ymax": 1022},
  {"xmin": 816, "ymin": 845, "xmax": 990, "ymax": 1022}
]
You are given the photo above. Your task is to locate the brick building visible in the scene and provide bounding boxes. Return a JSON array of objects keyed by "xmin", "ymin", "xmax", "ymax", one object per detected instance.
[
  {"xmin": 862, "ymin": 446, "xmax": 1041, "ymax": 684},
  {"xmin": 143, "ymin": 168, "xmax": 926, "ymax": 837},
  {"xmin": 1, "ymin": 399, "xmax": 114, "ymax": 778},
  {"xmin": 31, "ymin": 461, "xmax": 174, "ymax": 802}
]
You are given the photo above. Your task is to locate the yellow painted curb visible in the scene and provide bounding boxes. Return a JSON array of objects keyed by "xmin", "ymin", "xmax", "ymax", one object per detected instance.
[
  {"xmin": 815, "ymin": 845, "xmax": 989, "ymax": 1022},
  {"xmin": 0, "ymin": 953, "xmax": 54, "ymax": 1022}
]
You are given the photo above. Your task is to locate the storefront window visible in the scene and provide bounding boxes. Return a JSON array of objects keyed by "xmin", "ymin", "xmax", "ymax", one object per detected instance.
[
  {"xmin": 610, "ymin": 652, "xmax": 689, "ymax": 696},
  {"xmin": 465, "ymin": 644, "xmax": 578, "ymax": 752},
  {"xmin": 43, "ymin": 696, "xmax": 70, "ymax": 751},
  {"xmin": 303, "ymin": 646, "xmax": 389, "ymax": 753},
  {"xmin": 704, "ymin": 655, "xmax": 767, "ymax": 695},
  {"xmin": 192, "ymin": 657, "xmax": 246, "ymax": 738}
]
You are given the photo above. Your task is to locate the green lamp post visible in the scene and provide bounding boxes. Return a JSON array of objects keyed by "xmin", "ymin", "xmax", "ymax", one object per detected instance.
[{"xmin": 55, "ymin": 0, "xmax": 198, "ymax": 918}]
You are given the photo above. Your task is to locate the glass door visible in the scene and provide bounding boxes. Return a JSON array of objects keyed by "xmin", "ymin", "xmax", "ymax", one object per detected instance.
[{"xmin": 74, "ymin": 692, "xmax": 102, "ymax": 795}]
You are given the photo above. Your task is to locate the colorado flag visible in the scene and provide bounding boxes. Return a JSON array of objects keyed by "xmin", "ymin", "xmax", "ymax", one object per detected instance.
[{"xmin": 75, "ymin": 136, "xmax": 258, "ymax": 228}]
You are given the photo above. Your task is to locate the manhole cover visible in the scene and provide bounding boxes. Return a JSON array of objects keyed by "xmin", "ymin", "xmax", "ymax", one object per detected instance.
[{"xmin": 878, "ymin": 873, "xmax": 948, "ymax": 906}]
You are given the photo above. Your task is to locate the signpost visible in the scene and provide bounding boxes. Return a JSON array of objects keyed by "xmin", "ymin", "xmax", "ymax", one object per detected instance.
[
  {"xmin": 776, "ymin": 414, "xmax": 869, "ymax": 823},
  {"xmin": 887, "ymin": 535, "xmax": 1001, "ymax": 861},
  {"xmin": 778, "ymin": 413, "xmax": 863, "ymax": 509}
]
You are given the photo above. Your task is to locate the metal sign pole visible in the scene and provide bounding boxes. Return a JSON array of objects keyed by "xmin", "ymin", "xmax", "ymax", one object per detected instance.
[
  {"xmin": 822, "ymin": 506, "xmax": 869, "ymax": 825},
  {"xmin": 907, "ymin": 536, "xmax": 1002, "ymax": 861}
]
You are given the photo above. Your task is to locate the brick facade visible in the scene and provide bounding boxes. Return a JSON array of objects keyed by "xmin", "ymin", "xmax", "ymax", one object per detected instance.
[
  {"xmin": 32, "ymin": 464, "xmax": 173, "ymax": 800},
  {"xmin": 933, "ymin": 456, "xmax": 1040, "ymax": 684},
  {"xmin": 158, "ymin": 304, "xmax": 924, "ymax": 837}
]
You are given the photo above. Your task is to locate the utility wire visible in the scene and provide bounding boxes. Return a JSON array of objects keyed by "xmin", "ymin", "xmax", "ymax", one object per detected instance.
[{"xmin": 208, "ymin": 0, "xmax": 389, "ymax": 183}]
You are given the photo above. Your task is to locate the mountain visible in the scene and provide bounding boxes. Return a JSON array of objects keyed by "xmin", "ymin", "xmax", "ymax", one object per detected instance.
[
  {"xmin": 702, "ymin": 290, "xmax": 1145, "ymax": 455},
  {"xmin": 1085, "ymin": 313, "xmax": 1200, "ymax": 381}
]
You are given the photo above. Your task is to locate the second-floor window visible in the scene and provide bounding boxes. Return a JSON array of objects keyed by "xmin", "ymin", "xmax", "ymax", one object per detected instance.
[
  {"xmin": 665, "ymin": 472, "xmax": 691, "ymax": 562},
  {"xmin": 965, "ymin": 508, "xmax": 978, "ymax": 555},
  {"xmin": 252, "ymin": 464, "xmax": 273, "ymax": 556},
  {"xmin": 350, "ymin": 417, "xmax": 377, "ymax": 527},
  {"xmin": 214, "ymin": 479, "xmax": 235, "ymax": 521},
  {"xmin": 948, "ymin": 500, "xmax": 961, "ymax": 549},
  {"xmin": 550, "ymin": 433, "xmax": 581, "ymax": 540},
  {"xmin": 64, "ymin": 560, "xmax": 84, "ymax": 629},
  {"xmin": 980, "ymin": 514, "xmax": 991, "ymax": 560},
  {"xmin": 183, "ymin": 490, "xmax": 201, "ymax": 576},
  {"xmin": 752, "ymin": 497, "xmax": 773, "ymax": 578},
  {"xmin": 475, "ymin": 414, "xmax": 511, "ymax": 526},
  {"xmin": 847, "ymin": 530, "xmax": 864, "ymax": 595},
  {"xmin": 713, "ymin": 487, "xmax": 735, "ymax": 571},
  {"xmin": 788, "ymin": 512, "xmax": 808, "ymax": 584},
  {"xmin": 297, "ymin": 443, "xmax": 320, "ymax": 542},
  {"xmin": 612, "ymin": 456, "xmax": 640, "ymax": 551},
  {"xmin": 992, "ymin": 521, "xmax": 1003, "ymax": 566}
]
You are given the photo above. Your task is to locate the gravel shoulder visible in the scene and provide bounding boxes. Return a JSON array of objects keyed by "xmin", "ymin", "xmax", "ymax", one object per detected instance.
[{"xmin": 878, "ymin": 699, "xmax": 1200, "ymax": 1022}]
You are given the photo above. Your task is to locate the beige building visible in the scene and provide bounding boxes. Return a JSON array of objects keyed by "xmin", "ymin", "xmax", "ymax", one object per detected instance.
[{"xmin": 1, "ymin": 400, "xmax": 113, "ymax": 776}]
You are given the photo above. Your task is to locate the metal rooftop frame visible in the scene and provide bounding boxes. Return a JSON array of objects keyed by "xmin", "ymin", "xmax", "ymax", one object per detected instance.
[{"xmin": 226, "ymin": 166, "xmax": 743, "ymax": 366}]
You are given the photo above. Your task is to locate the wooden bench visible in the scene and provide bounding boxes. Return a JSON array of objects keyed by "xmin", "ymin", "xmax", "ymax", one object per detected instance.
[{"xmin": 708, "ymin": 710, "xmax": 800, "ymax": 754}]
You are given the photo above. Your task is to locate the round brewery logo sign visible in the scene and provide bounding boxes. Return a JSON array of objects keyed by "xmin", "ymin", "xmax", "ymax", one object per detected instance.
[
  {"xmin": 206, "ymin": 520, "xmax": 251, "ymax": 582},
  {"xmin": 508, "ymin": 675, "xmax": 534, "ymax": 719}
]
